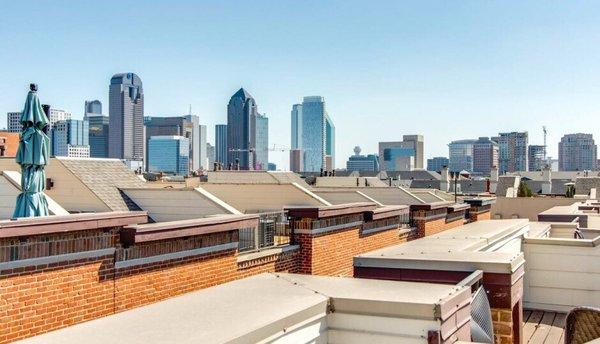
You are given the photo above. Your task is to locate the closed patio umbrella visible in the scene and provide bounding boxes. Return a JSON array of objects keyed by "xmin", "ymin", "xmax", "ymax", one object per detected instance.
[{"xmin": 13, "ymin": 84, "xmax": 50, "ymax": 218}]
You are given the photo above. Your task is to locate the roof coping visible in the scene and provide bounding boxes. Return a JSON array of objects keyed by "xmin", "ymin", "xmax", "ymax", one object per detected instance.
[
  {"xmin": 121, "ymin": 214, "xmax": 259, "ymax": 245},
  {"xmin": 0, "ymin": 211, "xmax": 148, "ymax": 238},
  {"xmin": 285, "ymin": 202, "xmax": 377, "ymax": 219}
]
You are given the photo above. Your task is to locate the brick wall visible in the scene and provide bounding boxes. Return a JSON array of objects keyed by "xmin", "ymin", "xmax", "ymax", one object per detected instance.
[
  {"xmin": 0, "ymin": 229, "xmax": 299, "ymax": 343},
  {"xmin": 412, "ymin": 209, "xmax": 465, "ymax": 237},
  {"xmin": 0, "ymin": 254, "xmax": 115, "ymax": 343},
  {"xmin": 471, "ymin": 211, "xmax": 492, "ymax": 222},
  {"xmin": 491, "ymin": 308, "xmax": 514, "ymax": 344},
  {"xmin": 294, "ymin": 225, "xmax": 413, "ymax": 277}
]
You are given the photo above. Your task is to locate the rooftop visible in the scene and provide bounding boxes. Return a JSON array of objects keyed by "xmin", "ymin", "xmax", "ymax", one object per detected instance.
[{"xmin": 16, "ymin": 273, "xmax": 470, "ymax": 344}]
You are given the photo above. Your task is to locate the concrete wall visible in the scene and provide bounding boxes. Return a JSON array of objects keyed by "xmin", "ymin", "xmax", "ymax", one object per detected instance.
[{"xmin": 491, "ymin": 197, "xmax": 577, "ymax": 221}]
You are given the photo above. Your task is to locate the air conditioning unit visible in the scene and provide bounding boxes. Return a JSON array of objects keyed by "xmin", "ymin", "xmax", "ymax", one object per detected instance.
[{"xmin": 471, "ymin": 286, "xmax": 494, "ymax": 343}]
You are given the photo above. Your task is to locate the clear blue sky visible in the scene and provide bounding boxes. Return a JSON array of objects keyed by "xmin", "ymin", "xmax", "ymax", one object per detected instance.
[{"xmin": 2, "ymin": 1, "xmax": 600, "ymax": 169}]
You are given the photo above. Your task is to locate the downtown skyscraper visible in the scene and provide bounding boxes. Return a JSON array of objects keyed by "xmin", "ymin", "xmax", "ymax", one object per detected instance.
[
  {"xmin": 494, "ymin": 132, "xmax": 528, "ymax": 173},
  {"xmin": 295, "ymin": 96, "xmax": 335, "ymax": 172},
  {"xmin": 108, "ymin": 73, "xmax": 144, "ymax": 164},
  {"xmin": 255, "ymin": 114, "xmax": 269, "ymax": 170},
  {"xmin": 227, "ymin": 88, "xmax": 257, "ymax": 170},
  {"xmin": 84, "ymin": 99, "xmax": 109, "ymax": 158},
  {"xmin": 215, "ymin": 124, "xmax": 227, "ymax": 166},
  {"xmin": 559, "ymin": 133, "xmax": 597, "ymax": 171}
]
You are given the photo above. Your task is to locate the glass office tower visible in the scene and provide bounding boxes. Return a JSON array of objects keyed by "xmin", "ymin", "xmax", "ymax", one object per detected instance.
[{"xmin": 147, "ymin": 136, "xmax": 189, "ymax": 175}]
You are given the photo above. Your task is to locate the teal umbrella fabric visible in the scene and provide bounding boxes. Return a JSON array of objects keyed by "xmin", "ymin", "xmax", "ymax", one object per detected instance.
[{"xmin": 13, "ymin": 86, "xmax": 50, "ymax": 218}]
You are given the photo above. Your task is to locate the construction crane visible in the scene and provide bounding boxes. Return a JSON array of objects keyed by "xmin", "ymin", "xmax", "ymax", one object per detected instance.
[
  {"xmin": 227, "ymin": 145, "xmax": 304, "ymax": 171},
  {"xmin": 228, "ymin": 144, "xmax": 296, "ymax": 153},
  {"xmin": 542, "ymin": 126, "xmax": 547, "ymax": 161}
]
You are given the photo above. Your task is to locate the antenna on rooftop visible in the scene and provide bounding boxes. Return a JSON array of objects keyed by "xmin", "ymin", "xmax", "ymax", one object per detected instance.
[{"xmin": 188, "ymin": 104, "xmax": 192, "ymax": 116}]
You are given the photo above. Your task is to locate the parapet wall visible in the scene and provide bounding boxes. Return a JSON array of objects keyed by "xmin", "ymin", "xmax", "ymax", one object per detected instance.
[{"xmin": 0, "ymin": 200, "xmax": 493, "ymax": 343}]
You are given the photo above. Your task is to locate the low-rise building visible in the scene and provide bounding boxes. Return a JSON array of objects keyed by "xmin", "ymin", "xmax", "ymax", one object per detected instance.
[
  {"xmin": 346, "ymin": 146, "xmax": 379, "ymax": 172},
  {"xmin": 426, "ymin": 156, "xmax": 449, "ymax": 172},
  {"xmin": 0, "ymin": 131, "xmax": 19, "ymax": 157}
]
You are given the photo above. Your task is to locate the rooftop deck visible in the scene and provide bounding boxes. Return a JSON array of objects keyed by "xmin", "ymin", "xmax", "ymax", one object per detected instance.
[{"xmin": 524, "ymin": 310, "xmax": 566, "ymax": 344}]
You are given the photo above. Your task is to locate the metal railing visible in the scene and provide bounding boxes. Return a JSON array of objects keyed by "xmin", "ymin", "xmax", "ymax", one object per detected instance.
[
  {"xmin": 446, "ymin": 210, "xmax": 466, "ymax": 223},
  {"xmin": 238, "ymin": 211, "xmax": 290, "ymax": 253},
  {"xmin": 0, "ymin": 230, "xmax": 116, "ymax": 263},
  {"xmin": 290, "ymin": 214, "xmax": 364, "ymax": 231},
  {"xmin": 116, "ymin": 230, "xmax": 236, "ymax": 262},
  {"xmin": 362, "ymin": 214, "xmax": 411, "ymax": 234}
]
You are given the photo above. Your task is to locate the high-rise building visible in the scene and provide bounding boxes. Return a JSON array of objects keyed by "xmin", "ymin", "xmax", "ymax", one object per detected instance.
[
  {"xmin": 255, "ymin": 114, "xmax": 269, "ymax": 170},
  {"xmin": 378, "ymin": 136, "xmax": 423, "ymax": 171},
  {"xmin": 291, "ymin": 104, "xmax": 302, "ymax": 149},
  {"xmin": 227, "ymin": 88, "xmax": 257, "ymax": 169},
  {"xmin": 199, "ymin": 124, "xmax": 207, "ymax": 170},
  {"xmin": 559, "ymin": 133, "xmax": 597, "ymax": 171},
  {"xmin": 108, "ymin": 73, "xmax": 144, "ymax": 164},
  {"xmin": 528, "ymin": 145, "xmax": 546, "ymax": 171},
  {"xmin": 84, "ymin": 100, "xmax": 102, "ymax": 116},
  {"xmin": 289, "ymin": 149, "xmax": 303, "ymax": 172},
  {"xmin": 207, "ymin": 143, "xmax": 215, "ymax": 168},
  {"xmin": 402, "ymin": 135, "xmax": 424, "ymax": 169},
  {"xmin": 144, "ymin": 116, "xmax": 199, "ymax": 171},
  {"xmin": 147, "ymin": 136, "xmax": 189, "ymax": 175},
  {"xmin": 448, "ymin": 139, "xmax": 475, "ymax": 173},
  {"xmin": 6, "ymin": 112, "xmax": 21, "ymax": 133},
  {"xmin": 494, "ymin": 132, "xmax": 528, "ymax": 173},
  {"xmin": 325, "ymin": 114, "xmax": 335, "ymax": 170},
  {"xmin": 300, "ymin": 96, "xmax": 335, "ymax": 172},
  {"xmin": 472, "ymin": 137, "xmax": 499, "ymax": 175},
  {"xmin": 85, "ymin": 114, "xmax": 109, "ymax": 158},
  {"xmin": 48, "ymin": 108, "xmax": 72, "ymax": 128},
  {"xmin": 346, "ymin": 146, "xmax": 379, "ymax": 172},
  {"xmin": 215, "ymin": 124, "xmax": 228, "ymax": 166},
  {"xmin": 427, "ymin": 157, "xmax": 449, "ymax": 172},
  {"xmin": 51, "ymin": 119, "xmax": 90, "ymax": 158},
  {"xmin": 185, "ymin": 115, "xmax": 200, "ymax": 171}
]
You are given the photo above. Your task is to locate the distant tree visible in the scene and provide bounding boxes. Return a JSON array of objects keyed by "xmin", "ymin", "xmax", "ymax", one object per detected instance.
[
  {"xmin": 517, "ymin": 181, "xmax": 533, "ymax": 197},
  {"xmin": 565, "ymin": 185, "xmax": 576, "ymax": 198}
]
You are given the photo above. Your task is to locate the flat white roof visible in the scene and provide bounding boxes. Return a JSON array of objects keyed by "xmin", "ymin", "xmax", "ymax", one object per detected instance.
[
  {"xmin": 355, "ymin": 219, "xmax": 529, "ymax": 273},
  {"xmin": 17, "ymin": 273, "xmax": 468, "ymax": 344}
]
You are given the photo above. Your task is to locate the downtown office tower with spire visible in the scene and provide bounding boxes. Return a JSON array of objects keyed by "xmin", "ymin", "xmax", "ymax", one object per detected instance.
[
  {"xmin": 108, "ymin": 73, "xmax": 144, "ymax": 165},
  {"xmin": 227, "ymin": 88, "xmax": 270, "ymax": 170}
]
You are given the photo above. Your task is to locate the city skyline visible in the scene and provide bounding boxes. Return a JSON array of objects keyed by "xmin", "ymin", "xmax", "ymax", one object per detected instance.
[{"xmin": 2, "ymin": 2, "xmax": 600, "ymax": 169}]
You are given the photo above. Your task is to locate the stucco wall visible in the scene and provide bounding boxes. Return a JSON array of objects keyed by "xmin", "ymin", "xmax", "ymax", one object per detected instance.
[{"xmin": 491, "ymin": 197, "xmax": 578, "ymax": 221}]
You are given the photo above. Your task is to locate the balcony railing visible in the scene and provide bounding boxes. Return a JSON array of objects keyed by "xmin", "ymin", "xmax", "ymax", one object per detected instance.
[
  {"xmin": 0, "ymin": 230, "xmax": 117, "ymax": 263},
  {"xmin": 238, "ymin": 211, "xmax": 290, "ymax": 253}
]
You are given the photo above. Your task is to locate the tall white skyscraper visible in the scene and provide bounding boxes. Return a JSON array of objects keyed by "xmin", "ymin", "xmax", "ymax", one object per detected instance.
[
  {"xmin": 199, "ymin": 124, "xmax": 207, "ymax": 170},
  {"xmin": 255, "ymin": 113, "xmax": 269, "ymax": 170},
  {"xmin": 291, "ymin": 104, "xmax": 302, "ymax": 150}
]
